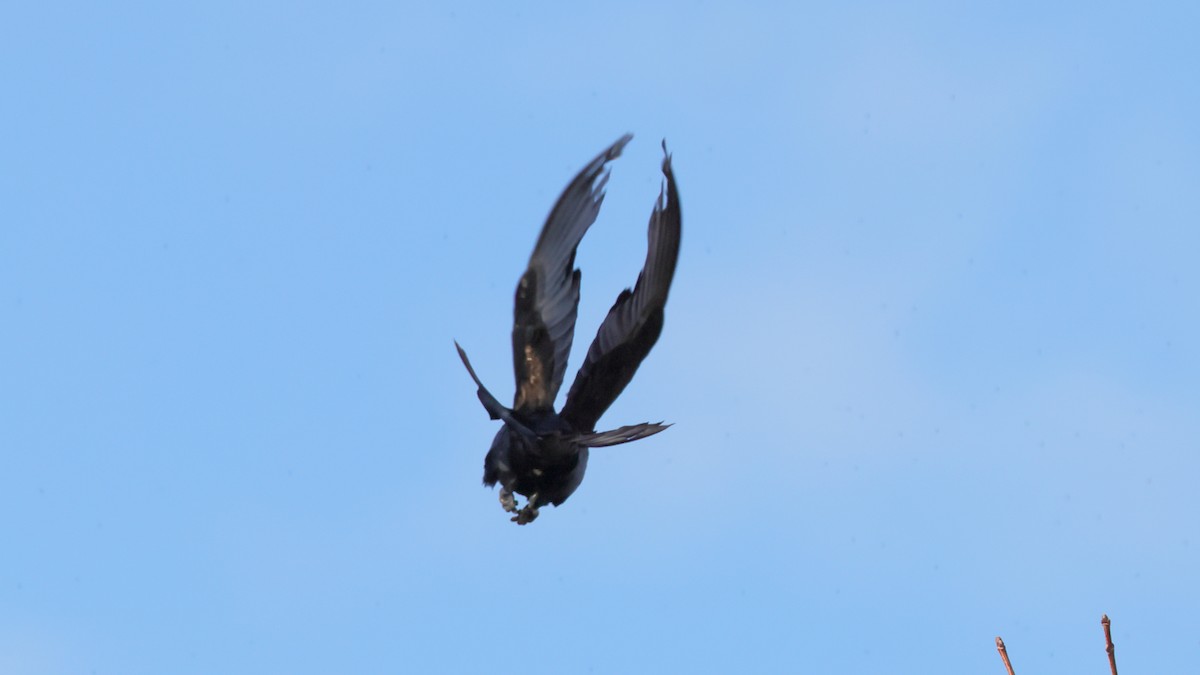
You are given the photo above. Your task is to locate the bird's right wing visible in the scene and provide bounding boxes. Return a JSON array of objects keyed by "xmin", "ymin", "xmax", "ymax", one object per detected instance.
[
  {"xmin": 561, "ymin": 143, "xmax": 681, "ymax": 432},
  {"xmin": 510, "ymin": 134, "xmax": 632, "ymax": 413}
]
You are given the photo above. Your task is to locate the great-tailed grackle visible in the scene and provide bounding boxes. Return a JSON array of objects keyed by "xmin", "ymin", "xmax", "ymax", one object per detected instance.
[{"xmin": 456, "ymin": 134, "xmax": 682, "ymax": 524}]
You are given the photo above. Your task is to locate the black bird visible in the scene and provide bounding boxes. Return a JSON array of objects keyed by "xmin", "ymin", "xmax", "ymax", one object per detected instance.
[{"xmin": 456, "ymin": 134, "xmax": 681, "ymax": 524}]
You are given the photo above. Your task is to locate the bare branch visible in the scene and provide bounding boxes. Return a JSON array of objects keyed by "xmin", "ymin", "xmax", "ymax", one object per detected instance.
[
  {"xmin": 995, "ymin": 636, "xmax": 1016, "ymax": 675},
  {"xmin": 1102, "ymin": 614, "xmax": 1119, "ymax": 675}
]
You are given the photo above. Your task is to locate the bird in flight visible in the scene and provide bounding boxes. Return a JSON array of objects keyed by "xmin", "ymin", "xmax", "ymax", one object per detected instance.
[{"xmin": 456, "ymin": 134, "xmax": 682, "ymax": 525}]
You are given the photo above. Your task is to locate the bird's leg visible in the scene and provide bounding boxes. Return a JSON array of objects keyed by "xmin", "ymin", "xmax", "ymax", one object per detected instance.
[
  {"xmin": 499, "ymin": 487, "xmax": 518, "ymax": 513},
  {"xmin": 512, "ymin": 492, "xmax": 540, "ymax": 525}
]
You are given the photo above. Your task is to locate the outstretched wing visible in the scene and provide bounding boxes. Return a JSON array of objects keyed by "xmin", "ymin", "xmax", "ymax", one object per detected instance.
[
  {"xmin": 511, "ymin": 134, "xmax": 632, "ymax": 413},
  {"xmin": 561, "ymin": 142, "xmax": 681, "ymax": 432}
]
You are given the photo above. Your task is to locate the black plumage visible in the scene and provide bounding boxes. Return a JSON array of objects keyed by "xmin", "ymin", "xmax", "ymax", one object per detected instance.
[{"xmin": 456, "ymin": 135, "xmax": 682, "ymax": 524}]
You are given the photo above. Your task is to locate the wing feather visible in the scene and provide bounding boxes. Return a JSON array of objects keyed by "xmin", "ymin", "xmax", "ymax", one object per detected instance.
[
  {"xmin": 561, "ymin": 142, "xmax": 681, "ymax": 431},
  {"xmin": 511, "ymin": 134, "xmax": 632, "ymax": 412}
]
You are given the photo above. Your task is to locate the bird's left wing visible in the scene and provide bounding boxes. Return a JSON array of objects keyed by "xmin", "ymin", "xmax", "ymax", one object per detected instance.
[{"xmin": 510, "ymin": 134, "xmax": 632, "ymax": 413}]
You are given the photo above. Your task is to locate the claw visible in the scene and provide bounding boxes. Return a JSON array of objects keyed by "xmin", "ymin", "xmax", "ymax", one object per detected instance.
[
  {"xmin": 512, "ymin": 505, "xmax": 540, "ymax": 525},
  {"xmin": 499, "ymin": 487, "xmax": 518, "ymax": 513},
  {"xmin": 510, "ymin": 492, "xmax": 540, "ymax": 525}
]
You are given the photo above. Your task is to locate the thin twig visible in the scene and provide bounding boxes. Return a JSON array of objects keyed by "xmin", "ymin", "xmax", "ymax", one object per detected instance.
[
  {"xmin": 1102, "ymin": 614, "xmax": 1119, "ymax": 675},
  {"xmin": 995, "ymin": 636, "xmax": 1016, "ymax": 675}
]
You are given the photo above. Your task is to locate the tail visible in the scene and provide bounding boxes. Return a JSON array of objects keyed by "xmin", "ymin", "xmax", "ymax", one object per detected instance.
[
  {"xmin": 454, "ymin": 341, "xmax": 537, "ymax": 442},
  {"xmin": 570, "ymin": 422, "xmax": 671, "ymax": 448}
]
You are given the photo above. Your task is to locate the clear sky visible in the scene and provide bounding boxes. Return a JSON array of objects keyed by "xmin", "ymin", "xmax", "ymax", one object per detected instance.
[{"xmin": 2, "ymin": 1, "xmax": 1197, "ymax": 673}]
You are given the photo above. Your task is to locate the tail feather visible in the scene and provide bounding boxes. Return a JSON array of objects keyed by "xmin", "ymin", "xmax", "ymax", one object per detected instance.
[
  {"xmin": 571, "ymin": 422, "xmax": 671, "ymax": 448},
  {"xmin": 455, "ymin": 341, "xmax": 537, "ymax": 441}
]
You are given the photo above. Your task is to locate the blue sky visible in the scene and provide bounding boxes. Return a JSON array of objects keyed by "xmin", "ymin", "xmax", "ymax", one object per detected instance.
[{"xmin": 2, "ymin": 1, "xmax": 1198, "ymax": 673}]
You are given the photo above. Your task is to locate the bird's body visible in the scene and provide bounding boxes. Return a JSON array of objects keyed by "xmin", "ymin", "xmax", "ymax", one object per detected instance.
[
  {"xmin": 457, "ymin": 135, "xmax": 681, "ymax": 524},
  {"xmin": 482, "ymin": 416, "xmax": 588, "ymax": 514}
]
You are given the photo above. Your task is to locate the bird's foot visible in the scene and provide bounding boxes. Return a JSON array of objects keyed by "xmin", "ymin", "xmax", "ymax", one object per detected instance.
[
  {"xmin": 511, "ymin": 492, "xmax": 540, "ymax": 525},
  {"xmin": 512, "ymin": 504, "xmax": 540, "ymax": 525},
  {"xmin": 499, "ymin": 487, "xmax": 518, "ymax": 513}
]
